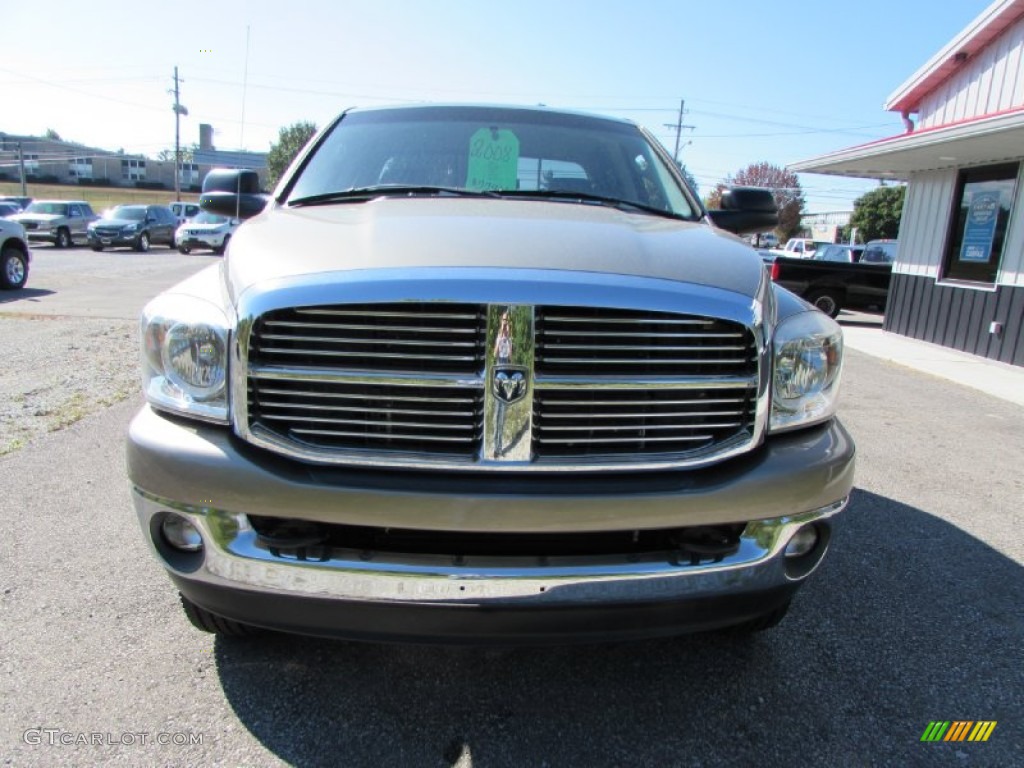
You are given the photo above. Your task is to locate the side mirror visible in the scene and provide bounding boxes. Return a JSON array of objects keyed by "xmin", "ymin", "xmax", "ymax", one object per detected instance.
[
  {"xmin": 706, "ymin": 187, "xmax": 778, "ymax": 236},
  {"xmin": 199, "ymin": 168, "xmax": 269, "ymax": 220}
]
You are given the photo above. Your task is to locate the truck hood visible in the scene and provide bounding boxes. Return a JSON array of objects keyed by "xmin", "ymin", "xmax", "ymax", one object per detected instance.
[{"xmin": 225, "ymin": 198, "xmax": 765, "ymax": 301}]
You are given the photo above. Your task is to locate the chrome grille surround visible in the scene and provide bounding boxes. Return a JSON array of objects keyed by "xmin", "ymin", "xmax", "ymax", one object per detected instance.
[{"xmin": 233, "ymin": 268, "xmax": 772, "ymax": 472}]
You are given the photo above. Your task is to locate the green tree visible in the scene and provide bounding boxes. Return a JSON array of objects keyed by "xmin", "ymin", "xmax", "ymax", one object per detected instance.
[
  {"xmin": 266, "ymin": 121, "xmax": 318, "ymax": 187},
  {"xmin": 45, "ymin": 128, "xmax": 62, "ymax": 141},
  {"xmin": 705, "ymin": 162, "xmax": 804, "ymax": 241},
  {"xmin": 849, "ymin": 185, "xmax": 906, "ymax": 242},
  {"xmin": 157, "ymin": 144, "xmax": 198, "ymax": 163}
]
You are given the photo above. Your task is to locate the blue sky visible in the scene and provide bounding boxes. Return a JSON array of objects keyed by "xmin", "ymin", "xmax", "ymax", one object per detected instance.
[{"xmin": 1, "ymin": 0, "xmax": 995, "ymax": 210}]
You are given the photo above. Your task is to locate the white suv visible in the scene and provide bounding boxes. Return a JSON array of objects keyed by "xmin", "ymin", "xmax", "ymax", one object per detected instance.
[{"xmin": 0, "ymin": 218, "xmax": 31, "ymax": 289}]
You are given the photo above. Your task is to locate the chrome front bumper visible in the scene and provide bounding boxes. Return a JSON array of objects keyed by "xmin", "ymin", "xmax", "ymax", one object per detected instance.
[{"xmin": 128, "ymin": 406, "xmax": 855, "ymax": 641}]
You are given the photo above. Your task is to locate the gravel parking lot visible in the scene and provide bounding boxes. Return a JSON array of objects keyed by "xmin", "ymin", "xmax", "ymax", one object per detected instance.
[
  {"xmin": 0, "ymin": 245, "xmax": 217, "ymax": 455},
  {"xmin": 0, "ymin": 315, "xmax": 135, "ymax": 454}
]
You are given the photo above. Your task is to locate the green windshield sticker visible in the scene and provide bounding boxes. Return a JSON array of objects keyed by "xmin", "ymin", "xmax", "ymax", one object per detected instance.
[{"xmin": 466, "ymin": 128, "xmax": 519, "ymax": 191}]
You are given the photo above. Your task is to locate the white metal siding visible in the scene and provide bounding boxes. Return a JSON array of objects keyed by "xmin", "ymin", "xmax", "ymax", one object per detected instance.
[
  {"xmin": 1000, "ymin": 164, "xmax": 1024, "ymax": 286},
  {"xmin": 895, "ymin": 170, "xmax": 956, "ymax": 278},
  {"xmin": 897, "ymin": 166, "xmax": 1024, "ymax": 287},
  {"xmin": 918, "ymin": 14, "xmax": 1024, "ymax": 129}
]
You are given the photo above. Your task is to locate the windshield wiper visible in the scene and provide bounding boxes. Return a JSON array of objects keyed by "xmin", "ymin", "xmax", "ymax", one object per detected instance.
[
  {"xmin": 289, "ymin": 186, "xmax": 499, "ymax": 207},
  {"xmin": 493, "ymin": 189, "xmax": 686, "ymax": 219}
]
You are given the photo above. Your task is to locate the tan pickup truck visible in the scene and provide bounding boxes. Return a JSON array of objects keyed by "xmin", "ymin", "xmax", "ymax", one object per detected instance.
[{"xmin": 127, "ymin": 105, "xmax": 854, "ymax": 644}]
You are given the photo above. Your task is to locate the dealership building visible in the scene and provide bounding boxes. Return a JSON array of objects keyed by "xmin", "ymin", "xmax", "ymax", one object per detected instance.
[{"xmin": 792, "ymin": 0, "xmax": 1024, "ymax": 367}]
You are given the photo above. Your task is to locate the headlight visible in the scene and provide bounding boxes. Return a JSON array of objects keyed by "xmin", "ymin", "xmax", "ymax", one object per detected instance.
[
  {"xmin": 770, "ymin": 311, "xmax": 843, "ymax": 432},
  {"xmin": 140, "ymin": 294, "xmax": 230, "ymax": 423},
  {"xmin": 123, "ymin": 223, "xmax": 140, "ymax": 232}
]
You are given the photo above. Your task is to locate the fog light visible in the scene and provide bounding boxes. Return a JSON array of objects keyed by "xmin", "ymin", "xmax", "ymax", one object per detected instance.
[
  {"xmin": 161, "ymin": 515, "xmax": 203, "ymax": 552},
  {"xmin": 784, "ymin": 525, "xmax": 818, "ymax": 558}
]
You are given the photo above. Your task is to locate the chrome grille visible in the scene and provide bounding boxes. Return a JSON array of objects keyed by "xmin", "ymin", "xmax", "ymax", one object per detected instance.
[
  {"xmin": 533, "ymin": 387, "xmax": 757, "ymax": 458},
  {"xmin": 242, "ymin": 300, "xmax": 762, "ymax": 470},
  {"xmin": 250, "ymin": 302, "xmax": 487, "ymax": 374},
  {"xmin": 248, "ymin": 378, "xmax": 483, "ymax": 457},
  {"xmin": 247, "ymin": 302, "xmax": 486, "ymax": 458},
  {"xmin": 536, "ymin": 306, "xmax": 756, "ymax": 376}
]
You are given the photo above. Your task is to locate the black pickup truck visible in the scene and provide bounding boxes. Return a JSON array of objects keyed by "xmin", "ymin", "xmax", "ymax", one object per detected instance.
[{"xmin": 769, "ymin": 240, "xmax": 896, "ymax": 317}]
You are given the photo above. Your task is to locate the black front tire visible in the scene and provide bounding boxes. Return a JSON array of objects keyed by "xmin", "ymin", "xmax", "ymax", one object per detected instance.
[
  {"xmin": 179, "ymin": 593, "xmax": 262, "ymax": 637},
  {"xmin": 135, "ymin": 232, "xmax": 151, "ymax": 252},
  {"xmin": 90, "ymin": 244, "xmax": 104, "ymax": 252},
  {"xmin": 1, "ymin": 247, "xmax": 28, "ymax": 289},
  {"xmin": 807, "ymin": 289, "xmax": 842, "ymax": 319},
  {"xmin": 177, "ymin": 245, "xmax": 191, "ymax": 254},
  {"xmin": 55, "ymin": 228, "xmax": 71, "ymax": 249}
]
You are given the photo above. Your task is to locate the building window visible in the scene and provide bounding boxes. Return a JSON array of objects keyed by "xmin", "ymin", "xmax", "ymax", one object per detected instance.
[
  {"xmin": 178, "ymin": 162, "xmax": 199, "ymax": 186},
  {"xmin": 69, "ymin": 157, "xmax": 93, "ymax": 179},
  {"xmin": 941, "ymin": 163, "xmax": 1019, "ymax": 284},
  {"xmin": 121, "ymin": 158, "xmax": 147, "ymax": 181}
]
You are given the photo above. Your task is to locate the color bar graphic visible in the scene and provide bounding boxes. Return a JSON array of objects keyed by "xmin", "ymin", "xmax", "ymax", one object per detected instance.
[{"xmin": 921, "ymin": 721, "xmax": 996, "ymax": 742}]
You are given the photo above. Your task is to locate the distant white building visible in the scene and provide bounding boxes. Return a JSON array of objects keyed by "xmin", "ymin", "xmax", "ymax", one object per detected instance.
[
  {"xmin": 800, "ymin": 210, "xmax": 852, "ymax": 243},
  {"xmin": 792, "ymin": 0, "xmax": 1024, "ymax": 368},
  {"xmin": 0, "ymin": 123, "xmax": 267, "ymax": 192}
]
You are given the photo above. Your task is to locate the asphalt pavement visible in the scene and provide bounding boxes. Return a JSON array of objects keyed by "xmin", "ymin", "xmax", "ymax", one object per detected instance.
[
  {"xmin": 838, "ymin": 310, "xmax": 1024, "ymax": 407},
  {"xmin": 0, "ymin": 260, "xmax": 1021, "ymax": 766}
]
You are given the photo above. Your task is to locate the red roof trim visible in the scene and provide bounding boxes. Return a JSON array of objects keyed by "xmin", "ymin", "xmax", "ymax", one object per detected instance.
[
  {"xmin": 887, "ymin": 0, "xmax": 1024, "ymax": 113},
  {"xmin": 836, "ymin": 105, "xmax": 1024, "ymax": 154}
]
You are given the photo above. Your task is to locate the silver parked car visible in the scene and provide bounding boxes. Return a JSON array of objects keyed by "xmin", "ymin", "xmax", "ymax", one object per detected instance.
[{"xmin": 11, "ymin": 200, "xmax": 98, "ymax": 248}]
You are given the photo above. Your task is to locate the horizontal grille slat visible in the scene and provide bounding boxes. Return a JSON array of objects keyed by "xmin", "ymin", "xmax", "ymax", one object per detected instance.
[
  {"xmin": 291, "ymin": 429, "xmax": 474, "ymax": 444},
  {"xmin": 256, "ymin": 387, "xmax": 475, "ymax": 404},
  {"xmin": 257, "ymin": 347, "xmax": 480, "ymax": 362},
  {"xmin": 539, "ymin": 422, "xmax": 743, "ymax": 431},
  {"xmin": 259, "ymin": 401, "xmax": 478, "ymax": 417},
  {"xmin": 264, "ymin": 321, "xmax": 481, "ymax": 335},
  {"xmin": 543, "ymin": 344, "xmax": 748, "ymax": 352},
  {"xmin": 260, "ymin": 333, "xmax": 480, "ymax": 348},
  {"xmin": 263, "ymin": 414, "xmax": 477, "ymax": 431},
  {"xmin": 542, "ymin": 316, "xmax": 715, "ymax": 326},
  {"xmin": 539, "ymin": 356, "xmax": 751, "ymax": 365},
  {"xmin": 294, "ymin": 309, "xmax": 481, "ymax": 320},
  {"xmin": 544, "ymin": 410, "xmax": 743, "ymax": 419},
  {"xmin": 537, "ymin": 435, "xmax": 715, "ymax": 445},
  {"xmin": 546, "ymin": 331, "xmax": 744, "ymax": 339}
]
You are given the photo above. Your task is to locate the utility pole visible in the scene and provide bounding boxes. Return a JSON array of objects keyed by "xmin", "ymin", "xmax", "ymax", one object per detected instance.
[
  {"xmin": 170, "ymin": 66, "xmax": 189, "ymax": 202},
  {"xmin": 664, "ymin": 99, "xmax": 696, "ymax": 163},
  {"xmin": 17, "ymin": 142, "xmax": 26, "ymax": 196}
]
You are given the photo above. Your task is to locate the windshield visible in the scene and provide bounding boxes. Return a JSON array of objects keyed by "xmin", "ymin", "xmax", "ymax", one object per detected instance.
[
  {"xmin": 191, "ymin": 212, "xmax": 229, "ymax": 225},
  {"xmin": 287, "ymin": 106, "xmax": 696, "ymax": 218},
  {"xmin": 106, "ymin": 205, "xmax": 146, "ymax": 221},
  {"xmin": 26, "ymin": 202, "xmax": 68, "ymax": 216},
  {"xmin": 862, "ymin": 241, "xmax": 896, "ymax": 264}
]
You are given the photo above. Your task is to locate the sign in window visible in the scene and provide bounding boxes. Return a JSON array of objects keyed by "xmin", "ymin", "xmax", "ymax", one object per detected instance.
[{"xmin": 942, "ymin": 163, "xmax": 1018, "ymax": 284}]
